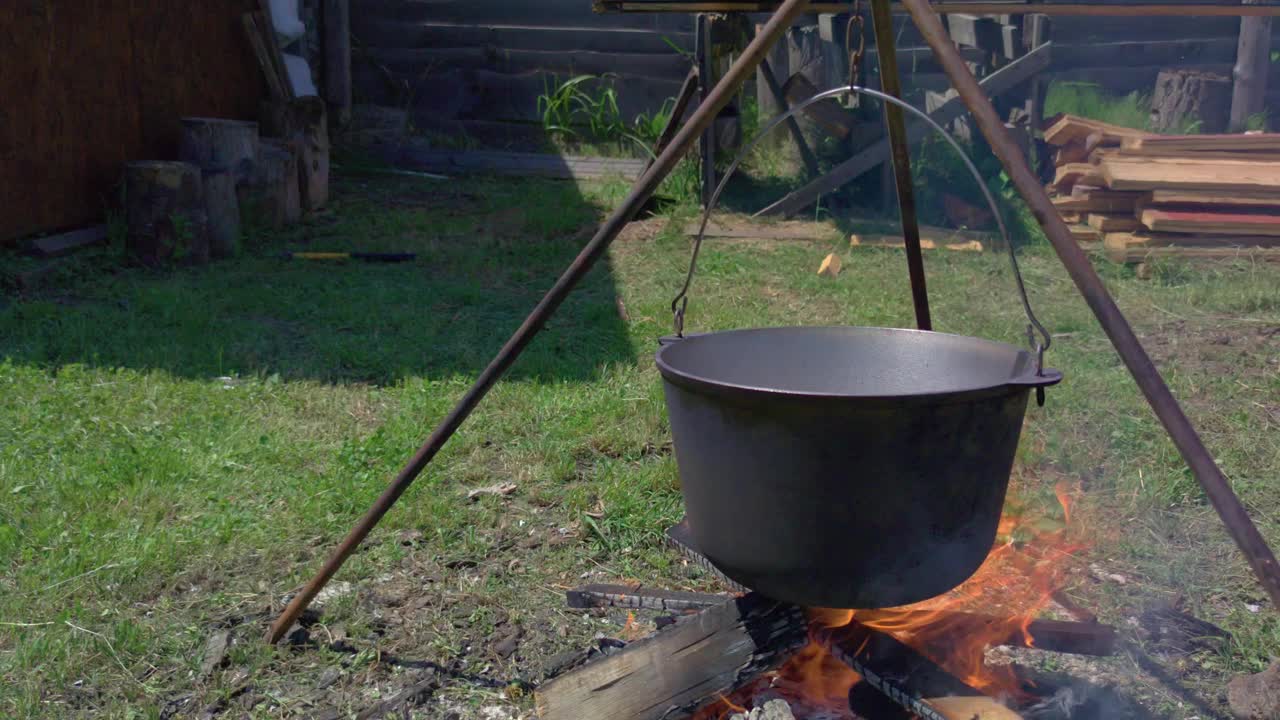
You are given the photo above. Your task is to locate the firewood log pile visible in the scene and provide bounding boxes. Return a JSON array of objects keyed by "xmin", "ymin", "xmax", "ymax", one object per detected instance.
[{"xmin": 1042, "ymin": 114, "xmax": 1280, "ymax": 265}]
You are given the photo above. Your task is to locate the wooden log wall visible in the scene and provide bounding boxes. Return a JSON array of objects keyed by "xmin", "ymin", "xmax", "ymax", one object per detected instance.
[
  {"xmin": 350, "ymin": 0, "xmax": 701, "ymax": 145},
  {"xmin": 0, "ymin": 1, "xmax": 267, "ymax": 244}
]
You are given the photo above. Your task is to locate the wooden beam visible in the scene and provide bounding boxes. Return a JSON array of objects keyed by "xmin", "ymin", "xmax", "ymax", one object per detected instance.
[
  {"xmin": 534, "ymin": 594, "xmax": 807, "ymax": 720},
  {"xmin": 565, "ymin": 584, "xmax": 730, "ymax": 612},
  {"xmin": 595, "ymin": 1, "xmax": 1280, "ymax": 16},
  {"xmin": 757, "ymin": 40, "xmax": 1051, "ymax": 217},
  {"xmin": 697, "ymin": 13, "xmax": 716, "ymax": 208},
  {"xmin": 645, "ymin": 67, "xmax": 701, "ymax": 170},
  {"xmin": 761, "ymin": 58, "xmax": 821, "ymax": 176},
  {"xmin": 323, "ymin": 0, "xmax": 353, "ymax": 125}
]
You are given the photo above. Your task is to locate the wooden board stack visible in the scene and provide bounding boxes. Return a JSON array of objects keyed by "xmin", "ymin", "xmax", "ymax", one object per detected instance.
[{"xmin": 1042, "ymin": 114, "xmax": 1280, "ymax": 264}]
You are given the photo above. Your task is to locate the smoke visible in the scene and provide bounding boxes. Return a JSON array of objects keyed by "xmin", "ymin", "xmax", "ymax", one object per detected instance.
[{"xmin": 1021, "ymin": 677, "xmax": 1154, "ymax": 720}]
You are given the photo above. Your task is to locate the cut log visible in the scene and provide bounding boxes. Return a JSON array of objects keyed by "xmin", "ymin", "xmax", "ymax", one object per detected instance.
[
  {"xmin": 1140, "ymin": 207, "xmax": 1280, "ymax": 235},
  {"xmin": 1043, "ymin": 114, "xmax": 1149, "ymax": 147},
  {"xmin": 1121, "ymin": 132, "xmax": 1280, "ymax": 153},
  {"xmin": 1087, "ymin": 213, "xmax": 1143, "ymax": 232},
  {"xmin": 201, "ymin": 168, "xmax": 241, "ymax": 259},
  {"xmin": 1230, "ymin": 10, "xmax": 1273, "ymax": 132},
  {"xmin": 1147, "ymin": 189, "xmax": 1280, "ymax": 207},
  {"xmin": 123, "ymin": 161, "xmax": 208, "ymax": 266},
  {"xmin": 1100, "ymin": 156, "xmax": 1280, "ymax": 193},
  {"xmin": 179, "ymin": 117, "xmax": 260, "ymax": 185},
  {"xmin": 240, "ymin": 139, "xmax": 301, "ymax": 229},
  {"xmin": 534, "ymin": 593, "xmax": 808, "ymax": 720},
  {"xmin": 817, "ymin": 252, "xmax": 842, "ymax": 276},
  {"xmin": 1149, "ymin": 69, "xmax": 1232, "ymax": 134},
  {"xmin": 262, "ymin": 97, "xmax": 330, "ymax": 211}
]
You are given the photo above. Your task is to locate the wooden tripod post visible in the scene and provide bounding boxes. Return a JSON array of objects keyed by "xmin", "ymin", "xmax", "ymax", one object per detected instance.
[{"xmin": 265, "ymin": 0, "xmax": 814, "ymax": 644}]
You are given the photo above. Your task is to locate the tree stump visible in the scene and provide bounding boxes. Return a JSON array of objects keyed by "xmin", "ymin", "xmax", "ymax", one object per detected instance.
[
  {"xmin": 261, "ymin": 96, "xmax": 330, "ymax": 212},
  {"xmin": 202, "ymin": 168, "xmax": 241, "ymax": 259},
  {"xmin": 178, "ymin": 117, "xmax": 260, "ymax": 184},
  {"xmin": 240, "ymin": 139, "xmax": 301, "ymax": 230},
  {"xmin": 124, "ymin": 162, "xmax": 208, "ymax": 266},
  {"xmin": 1150, "ymin": 69, "xmax": 1232, "ymax": 134}
]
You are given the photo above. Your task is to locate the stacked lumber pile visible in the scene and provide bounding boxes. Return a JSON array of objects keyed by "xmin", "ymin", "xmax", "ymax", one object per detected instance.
[{"xmin": 1043, "ymin": 114, "xmax": 1280, "ymax": 264}]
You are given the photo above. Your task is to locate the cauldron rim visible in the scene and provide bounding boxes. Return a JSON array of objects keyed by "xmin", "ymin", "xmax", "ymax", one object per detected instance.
[{"xmin": 656, "ymin": 325, "xmax": 1058, "ymax": 401}]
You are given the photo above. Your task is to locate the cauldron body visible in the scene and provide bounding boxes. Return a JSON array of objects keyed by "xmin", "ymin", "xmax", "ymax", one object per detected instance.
[{"xmin": 656, "ymin": 326, "xmax": 1061, "ymax": 609}]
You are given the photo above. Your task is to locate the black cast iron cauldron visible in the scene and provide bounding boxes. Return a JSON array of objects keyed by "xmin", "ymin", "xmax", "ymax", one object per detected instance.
[{"xmin": 656, "ymin": 326, "xmax": 1062, "ymax": 609}]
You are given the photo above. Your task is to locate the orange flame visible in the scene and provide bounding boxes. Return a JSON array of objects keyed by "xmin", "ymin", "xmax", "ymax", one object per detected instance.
[{"xmin": 696, "ymin": 478, "xmax": 1087, "ymax": 716}]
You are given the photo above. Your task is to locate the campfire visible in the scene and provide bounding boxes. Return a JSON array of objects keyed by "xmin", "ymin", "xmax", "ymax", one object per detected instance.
[{"xmin": 537, "ymin": 480, "xmax": 1118, "ymax": 720}]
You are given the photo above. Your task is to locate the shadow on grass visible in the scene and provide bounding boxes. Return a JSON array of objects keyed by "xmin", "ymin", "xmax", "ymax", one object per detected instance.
[{"xmin": 0, "ymin": 174, "xmax": 634, "ymax": 385}]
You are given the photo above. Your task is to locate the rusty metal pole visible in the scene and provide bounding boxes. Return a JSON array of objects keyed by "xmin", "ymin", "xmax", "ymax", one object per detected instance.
[
  {"xmin": 265, "ymin": 0, "xmax": 814, "ymax": 645},
  {"xmin": 900, "ymin": 0, "xmax": 1280, "ymax": 609},
  {"xmin": 869, "ymin": 0, "xmax": 931, "ymax": 330}
]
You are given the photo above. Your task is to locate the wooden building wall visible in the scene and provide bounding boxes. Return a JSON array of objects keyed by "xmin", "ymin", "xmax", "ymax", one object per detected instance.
[{"xmin": 0, "ymin": 1, "xmax": 267, "ymax": 243}]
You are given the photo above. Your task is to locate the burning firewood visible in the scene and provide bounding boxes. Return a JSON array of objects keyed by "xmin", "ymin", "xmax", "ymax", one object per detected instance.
[{"xmin": 534, "ymin": 593, "xmax": 807, "ymax": 720}]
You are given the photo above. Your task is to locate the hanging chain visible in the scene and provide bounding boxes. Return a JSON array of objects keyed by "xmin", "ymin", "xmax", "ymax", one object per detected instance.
[{"xmin": 845, "ymin": 0, "xmax": 867, "ymax": 88}]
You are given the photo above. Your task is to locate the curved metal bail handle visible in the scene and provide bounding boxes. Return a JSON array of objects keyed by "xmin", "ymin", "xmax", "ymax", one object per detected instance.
[{"xmin": 670, "ymin": 84, "xmax": 1052, "ymax": 372}]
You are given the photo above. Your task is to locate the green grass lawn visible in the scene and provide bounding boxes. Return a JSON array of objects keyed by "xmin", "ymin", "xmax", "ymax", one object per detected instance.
[{"xmin": 1, "ymin": 172, "xmax": 1278, "ymax": 719}]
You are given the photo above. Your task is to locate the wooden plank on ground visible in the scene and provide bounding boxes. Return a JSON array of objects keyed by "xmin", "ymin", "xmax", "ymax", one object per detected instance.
[
  {"xmin": 1140, "ymin": 207, "xmax": 1280, "ymax": 236},
  {"xmin": 684, "ymin": 217, "xmax": 842, "ymax": 240},
  {"xmin": 1105, "ymin": 231, "xmax": 1280, "ymax": 248},
  {"xmin": 1104, "ymin": 234, "xmax": 1280, "ymax": 262},
  {"xmin": 1100, "ymin": 157, "xmax": 1280, "ymax": 193},
  {"xmin": 28, "ymin": 225, "xmax": 108, "ymax": 257},
  {"xmin": 387, "ymin": 148, "xmax": 647, "ymax": 180},
  {"xmin": 757, "ymin": 42, "xmax": 1052, "ymax": 217},
  {"xmin": 1147, "ymin": 190, "xmax": 1280, "ymax": 208},
  {"xmin": 534, "ymin": 594, "xmax": 807, "ymax": 720},
  {"xmin": 1087, "ymin": 213, "xmax": 1143, "ymax": 232},
  {"xmin": 1121, "ymin": 133, "xmax": 1280, "ymax": 153},
  {"xmin": 852, "ymin": 234, "xmax": 986, "ymax": 251},
  {"xmin": 1043, "ymin": 114, "xmax": 1149, "ymax": 147}
]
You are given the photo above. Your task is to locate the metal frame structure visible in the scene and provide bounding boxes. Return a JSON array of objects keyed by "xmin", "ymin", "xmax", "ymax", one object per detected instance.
[{"xmin": 267, "ymin": 0, "xmax": 1280, "ymax": 643}]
